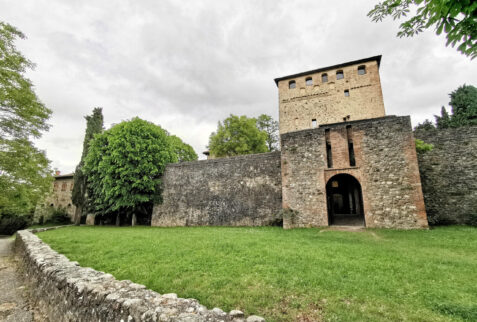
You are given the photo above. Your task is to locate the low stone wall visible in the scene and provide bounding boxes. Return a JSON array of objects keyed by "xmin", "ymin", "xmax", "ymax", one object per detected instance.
[
  {"xmin": 152, "ymin": 152, "xmax": 282, "ymax": 227},
  {"xmin": 415, "ymin": 126, "xmax": 477, "ymax": 225},
  {"xmin": 15, "ymin": 229, "xmax": 264, "ymax": 321}
]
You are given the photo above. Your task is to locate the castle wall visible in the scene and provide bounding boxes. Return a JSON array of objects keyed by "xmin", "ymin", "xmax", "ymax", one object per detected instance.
[
  {"xmin": 34, "ymin": 175, "xmax": 75, "ymax": 223},
  {"xmin": 152, "ymin": 152, "xmax": 282, "ymax": 227},
  {"xmin": 415, "ymin": 126, "xmax": 477, "ymax": 225},
  {"xmin": 281, "ymin": 116, "xmax": 428, "ymax": 229},
  {"xmin": 277, "ymin": 59, "xmax": 385, "ymax": 134}
]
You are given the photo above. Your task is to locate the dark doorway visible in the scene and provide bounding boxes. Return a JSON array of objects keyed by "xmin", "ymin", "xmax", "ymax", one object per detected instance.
[{"xmin": 326, "ymin": 174, "xmax": 365, "ymax": 226}]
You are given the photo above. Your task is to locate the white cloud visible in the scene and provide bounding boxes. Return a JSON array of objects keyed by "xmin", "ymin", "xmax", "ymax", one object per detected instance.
[{"xmin": 1, "ymin": 0, "xmax": 476, "ymax": 172}]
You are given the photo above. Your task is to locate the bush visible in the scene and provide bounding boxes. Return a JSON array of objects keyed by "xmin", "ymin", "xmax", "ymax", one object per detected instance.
[
  {"xmin": 0, "ymin": 214, "xmax": 30, "ymax": 235},
  {"xmin": 46, "ymin": 208, "xmax": 71, "ymax": 225}
]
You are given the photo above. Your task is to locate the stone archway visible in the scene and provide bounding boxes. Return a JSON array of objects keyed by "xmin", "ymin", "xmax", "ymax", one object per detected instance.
[{"xmin": 326, "ymin": 174, "xmax": 365, "ymax": 226}]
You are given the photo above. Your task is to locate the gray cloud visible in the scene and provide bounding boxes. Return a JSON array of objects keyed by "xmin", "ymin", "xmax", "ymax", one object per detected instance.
[{"xmin": 1, "ymin": 0, "xmax": 476, "ymax": 172}]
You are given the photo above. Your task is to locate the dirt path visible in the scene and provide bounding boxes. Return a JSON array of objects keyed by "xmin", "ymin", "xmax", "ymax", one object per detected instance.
[{"xmin": 0, "ymin": 237, "xmax": 37, "ymax": 321}]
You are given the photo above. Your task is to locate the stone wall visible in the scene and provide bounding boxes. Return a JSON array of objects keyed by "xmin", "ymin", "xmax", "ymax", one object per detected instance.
[
  {"xmin": 15, "ymin": 229, "xmax": 264, "ymax": 322},
  {"xmin": 152, "ymin": 152, "xmax": 282, "ymax": 227},
  {"xmin": 281, "ymin": 116, "xmax": 428, "ymax": 229},
  {"xmin": 277, "ymin": 58, "xmax": 385, "ymax": 134},
  {"xmin": 34, "ymin": 174, "xmax": 76, "ymax": 223},
  {"xmin": 415, "ymin": 126, "xmax": 477, "ymax": 225}
]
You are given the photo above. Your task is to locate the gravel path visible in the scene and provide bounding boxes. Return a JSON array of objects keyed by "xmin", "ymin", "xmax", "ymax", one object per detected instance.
[{"xmin": 0, "ymin": 237, "xmax": 37, "ymax": 321}]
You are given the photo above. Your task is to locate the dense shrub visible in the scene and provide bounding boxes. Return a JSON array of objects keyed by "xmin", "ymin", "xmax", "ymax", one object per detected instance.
[
  {"xmin": 0, "ymin": 213, "xmax": 30, "ymax": 235},
  {"xmin": 46, "ymin": 208, "xmax": 71, "ymax": 225}
]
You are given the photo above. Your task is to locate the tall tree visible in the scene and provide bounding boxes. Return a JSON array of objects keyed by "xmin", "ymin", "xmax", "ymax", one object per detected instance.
[
  {"xmin": 71, "ymin": 107, "xmax": 103, "ymax": 224},
  {"xmin": 0, "ymin": 21, "xmax": 52, "ymax": 217},
  {"xmin": 435, "ymin": 106, "xmax": 451, "ymax": 129},
  {"xmin": 208, "ymin": 114, "xmax": 268, "ymax": 157},
  {"xmin": 84, "ymin": 117, "xmax": 190, "ymax": 225},
  {"xmin": 368, "ymin": 1, "xmax": 477, "ymax": 59},
  {"xmin": 256, "ymin": 114, "xmax": 279, "ymax": 151},
  {"xmin": 448, "ymin": 84, "xmax": 477, "ymax": 126}
]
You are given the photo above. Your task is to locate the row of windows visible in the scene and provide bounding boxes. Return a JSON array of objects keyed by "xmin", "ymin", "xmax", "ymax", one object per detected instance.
[{"xmin": 288, "ymin": 65, "xmax": 366, "ymax": 89}]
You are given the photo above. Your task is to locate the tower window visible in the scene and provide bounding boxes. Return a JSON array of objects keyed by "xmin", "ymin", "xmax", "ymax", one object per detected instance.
[
  {"xmin": 358, "ymin": 65, "xmax": 366, "ymax": 75},
  {"xmin": 336, "ymin": 70, "xmax": 344, "ymax": 80},
  {"xmin": 321, "ymin": 73, "xmax": 328, "ymax": 83},
  {"xmin": 289, "ymin": 80, "xmax": 296, "ymax": 89},
  {"xmin": 312, "ymin": 119, "xmax": 317, "ymax": 128},
  {"xmin": 344, "ymin": 90, "xmax": 350, "ymax": 97},
  {"xmin": 347, "ymin": 125, "xmax": 356, "ymax": 166},
  {"xmin": 305, "ymin": 77, "xmax": 313, "ymax": 86}
]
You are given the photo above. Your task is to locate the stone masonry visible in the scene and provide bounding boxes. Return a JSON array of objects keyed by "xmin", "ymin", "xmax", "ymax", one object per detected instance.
[
  {"xmin": 415, "ymin": 126, "xmax": 477, "ymax": 225},
  {"xmin": 276, "ymin": 56, "xmax": 385, "ymax": 134},
  {"xmin": 152, "ymin": 151, "xmax": 282, "ymax": 227},
  {"xmin": 281, "ymin": 116, "xmax": 428, "ymax": 229},
  {"xmin": 15, "ymin": 228, "xmax": 264, "ymax": 322}
]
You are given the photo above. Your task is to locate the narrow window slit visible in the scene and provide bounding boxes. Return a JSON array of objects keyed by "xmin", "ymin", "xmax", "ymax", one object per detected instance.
[
  {"xmin": 346, "ymin": 125, "xmax": 356, "ymax": 166},
  {"xmin": 325, "ymin": 129, "xmax": 333, "ymax": 168}
]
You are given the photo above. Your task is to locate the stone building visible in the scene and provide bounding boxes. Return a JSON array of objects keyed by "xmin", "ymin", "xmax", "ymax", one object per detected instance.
[
  {"xmin": 153, "ymin": 55, "xmax": 429, "ymax": 229},
  {"xmin": 34, "ymin": 172, "xmax": 75, "ymax": 223}
]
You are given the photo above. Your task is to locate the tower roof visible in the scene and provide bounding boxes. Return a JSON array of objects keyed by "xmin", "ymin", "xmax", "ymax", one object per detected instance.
[{"xmin": 274, "ymin": 55, "xmax": 382, "ymax": 86}]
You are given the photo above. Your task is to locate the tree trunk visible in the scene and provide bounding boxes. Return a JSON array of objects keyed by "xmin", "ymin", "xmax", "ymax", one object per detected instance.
[
  {"xmin": 73, "ymin": 205, "xmax": 82, "ymax": 225},
  {"xmin": 116, "ymin": 213, "xmax": 120, "ymax": 226},
  {"xmin": 132, "ymin": 214, "xmax": 137, "ymax": 226}
]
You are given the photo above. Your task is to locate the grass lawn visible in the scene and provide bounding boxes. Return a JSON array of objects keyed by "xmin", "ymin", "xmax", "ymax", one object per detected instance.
[{"xmin": 37, "ymin": 226, "xmax": 477, "ymax": 321}]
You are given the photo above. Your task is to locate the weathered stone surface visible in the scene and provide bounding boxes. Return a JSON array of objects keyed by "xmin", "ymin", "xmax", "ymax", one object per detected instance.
[
  {"xmin": 277, "ymin": 57, "xmax": 385, "ymax": 134},
  {"xmin": 415, "ymin": 126, "xmax": 477, "ymax": 225},
  {"xmin": 15, "ymin": 229, "xmax": 264, "ymax": 321},
  {"xmin": 152, "ymin": 152, "xmax": 282, "ymax": 227},
  {"xmin": 281, "ymin": 116, "xmax": 428, "ymax": 229}
]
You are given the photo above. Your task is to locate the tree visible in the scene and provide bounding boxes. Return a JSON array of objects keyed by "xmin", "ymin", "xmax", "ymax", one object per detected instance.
[
  {"xmin": 71, "ymin": 107, "xmax": 104, "ymax": 224},
  {"xmin": 256, "ymin": 114, "xmax": 279, "ymax": 151},
  {"xmin": 168, "ymin": 135, "xmax": 198, "ymax": 162},
  {"xmin": 0, "ymin": 21, "xmax": 52, "ymax": 218},
  {"xmin": 434, "ymin": 106, "xmax": 451, "ymax": 128},
  {"xmin": 83, "ymin": 117, "xmax": 193, "ymax": 225},
  {"xmin": 208, "ymin": 114, "xmax": 268, "ymax": 157},
  {"xmin": 414, "ymin": 119, "xmax": 436, "ymax": 130},
  {"xmin": 448, "ymin": 84, "xmax": 477, "ymax": 126},
  {"xmin": 368, "ymin": 1, "xmax": 477, "ymax": 59}
]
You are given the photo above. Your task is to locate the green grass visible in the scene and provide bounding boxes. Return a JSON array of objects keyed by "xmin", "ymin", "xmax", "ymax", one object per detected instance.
[{"xmin": 37, "ymin": 226, "xmax": 477, "ymax": 321}]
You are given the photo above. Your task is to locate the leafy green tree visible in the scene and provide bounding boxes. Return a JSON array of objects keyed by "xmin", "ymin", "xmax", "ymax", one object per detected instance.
[
  {"xmin": 414, "ymin": 119, "xmax": 436, "ymax": 130},
  {"xmin": 0, "ymin": 21, "xmax": 52, "ymax": 218},
  {"xmin": 168, "ymin": 135, "xmax": 198, "ymax": 162},
  {"xmin": 435, "ymin": 106, "xmax": 451, "ymax": 129},
  {"xmin": 84, "ymin": 117, "xmax": 188, "ymax": 225},
  {"xmin": 71, "ymin": 107, "xmax": 104, "ymax": 224},
  {"xmin": 208, "ymin": 114, "xmax": 268, "ymax": 157},
  {"xmin": 256, "ymin": 114, "xmax": 279, "ymax": 151},
  {"xmin": 368, "ymin": 1, "xmax": 477, "ymax": 59},
  {"xmin": 448, "ymin": 84, "xmax": 477, "ymax": 126}
]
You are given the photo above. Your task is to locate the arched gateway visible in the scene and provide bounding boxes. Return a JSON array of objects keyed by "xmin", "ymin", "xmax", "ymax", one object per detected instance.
[{"xmin": 326, "ymin": 174, "xmax": 365, "ymax": 226}]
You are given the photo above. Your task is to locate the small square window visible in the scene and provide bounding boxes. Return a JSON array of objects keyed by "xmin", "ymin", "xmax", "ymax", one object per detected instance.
[
  {"xmin": 321, "ymin": 73, "xmax": 328, "ymax": 83},
  {"xmin": 358, "ymin": 65, "xmax": 366, "ymax": 75},
  {"xmin": 289, "ymin": 80, "xmax": 296, "ymax": 89},
  {"xmin": 344, "ymin": 90, "xmax": 350, "ymax": 97},
  {"xmin": 306, "ymin": 77, "xmax": 313, "ymax": 86},
  {"xmin": 312, "ymin": 119, "xmax": 317, "ymax": 128},
  {"xmin": 336, "ymin": 70, "xmax": 344, "ymax": 80}
]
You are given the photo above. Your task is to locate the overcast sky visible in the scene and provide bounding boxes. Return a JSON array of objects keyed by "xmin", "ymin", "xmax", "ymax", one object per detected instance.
[{"xmin": 1, "ymin": 0, "xmax": 476, "ymax": 173}]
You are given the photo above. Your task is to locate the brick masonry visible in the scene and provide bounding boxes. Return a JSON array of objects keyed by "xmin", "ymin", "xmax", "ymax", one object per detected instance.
[
  {"xmin": 277, "ymin": 57, "xmax": 385, "ymax": 134},
  {"xmin": 415, "ymin": 126, "xmax": 477, "ymax": 225},
  {"xmin": 281, "ymin": 116, "xmax": 428, "ymax": 229},
  {"xmin": 152, "ymin": 152, "xmax": 282, "ymax": 227}
]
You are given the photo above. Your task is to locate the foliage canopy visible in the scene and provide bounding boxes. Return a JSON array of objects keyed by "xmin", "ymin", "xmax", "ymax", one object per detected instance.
[
  {"xmin": 0, "ymin": 21, "xmax": 52, "ymax": 217},
  {"xmin": 208, "ymin": 114, "xmax": 268, "ymax": 157},
  {"xmin": 368, "ymin": 0, "xmax": 477, "ymax": 59},
  {"xmin": 84, "ymin": 117, "xmax": 196, "ymax": 221},
  {"xmin": 256, "ymin": 114, "xmax": 279, "ymax": 152},
  {"xmin": 72, "ymin": 107, "xmax": 104, "ymax": 223}
]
